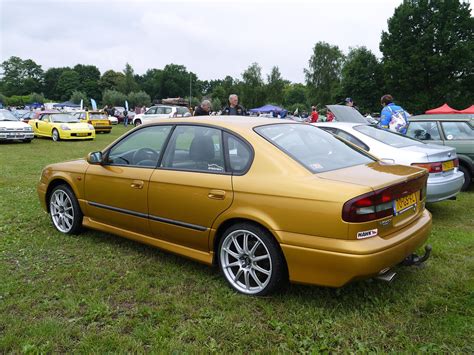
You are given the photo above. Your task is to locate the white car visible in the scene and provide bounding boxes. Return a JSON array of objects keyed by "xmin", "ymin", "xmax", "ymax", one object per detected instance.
[
  {"xmin": 314, "ymin": 121, "xmax": 464, "ymax": 203},
  {"xmin": 0, "ymin": 109, "xmax": 35, "ymax": 143},
  {"xmin": 132, "ymin": 105, "xmax": 190, "ymax": 126},
  {"xmin": 108, "ymin": 116, "xmax": 118, "ymax": 125}
]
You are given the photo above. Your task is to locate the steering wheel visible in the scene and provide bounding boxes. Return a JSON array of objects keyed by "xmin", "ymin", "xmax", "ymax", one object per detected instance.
[{"xmin": 132, "ymin": 148, "xmax": 159, "ymax": 165}]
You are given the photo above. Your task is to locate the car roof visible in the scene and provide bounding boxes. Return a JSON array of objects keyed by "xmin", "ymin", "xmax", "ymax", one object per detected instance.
[
  {"xmin": 313, "ymin": 122, "xmax": 362, "ymax": 128},
  {"xmin": 411, "ymin": 114, "xmax": 474, "ymax": 121}
]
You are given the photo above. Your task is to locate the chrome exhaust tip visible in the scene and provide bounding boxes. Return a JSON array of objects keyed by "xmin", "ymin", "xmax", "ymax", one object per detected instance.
[{"xmin": 375, "ymin": 268, "xmax": 397, "ymax": 282}]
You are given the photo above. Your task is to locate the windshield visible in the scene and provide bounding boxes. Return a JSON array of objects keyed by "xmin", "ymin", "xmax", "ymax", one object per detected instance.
[
  {"xmin": 0, "ymin": 110, "xmax": 19, "ymax": 121},
  {"xmin": 89, "ymin": 113, "xmax": 107, "ymax": 120},
  {"xmin": 51, "ymin": 114, "xmax": 80, "ymax": 123},
  {"xmin": 255, "ymin": 124, "xmax": 374, "ymax": 173},
  {"xmin": 354, "ymin": 125, "xmax": 423, "ymax": 148}
]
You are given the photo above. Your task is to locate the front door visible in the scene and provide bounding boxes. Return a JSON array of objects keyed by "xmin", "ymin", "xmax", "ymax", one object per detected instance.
[
  {"xmin": 148, "ymin": 125, "xmax": 233, "ymax": 251},
  {"xmin": 84, "ymin": 125, "xmax": 173, "ymax": 235}
]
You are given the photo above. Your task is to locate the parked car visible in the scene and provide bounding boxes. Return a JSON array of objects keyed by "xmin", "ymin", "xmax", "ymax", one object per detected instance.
[
  {"xmin": 29, "ymin": 112, "xmax": 95, "ymax": 141},
  {"xmin": 113, "ymin": 106, "xmax": 135, "ymax": 123},
  {"xmin": 0, "ymin": 109, "xmax": 34, "ymax": 143},
  {"xmin": 20, "ymin": 111, "xmax": 37, "ymax": 123},
  {"xmin": 315, "ymin": 107, "xmax": 464, "ymax": 203},
  {"xmin": 73, "ymin": 111, "xmax": 112, "ymax": 133},
  {"xmin": 108, "ymin": 115, "xmax": 118, "ymax": 125},
  {"xmin": 132, "ymin": 105, "xmax": 190, "ymax": 126},
  {"xmin": 406, "ymin": 114, "xmax": 474, "ymax": 191},
  {"xmin": 37, "ymin": 117, "xmax": 432, "ymax": 295}
]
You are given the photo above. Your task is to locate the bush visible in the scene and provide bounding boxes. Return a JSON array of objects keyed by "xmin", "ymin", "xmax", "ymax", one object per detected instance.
[
  {"xmin": 70, "ymin": 91, "xmax": 90, "ymax": 107},
  {"xmin": 102, "ymin": 89, "xmax": 127, "ymax": 107},
  {"xmin": 127, "ymin": 91, "xmax": 151, "ymax": 109},
  {"xmin": 29, "ymin": 92, "xmax": 45, "ymax": 104}
]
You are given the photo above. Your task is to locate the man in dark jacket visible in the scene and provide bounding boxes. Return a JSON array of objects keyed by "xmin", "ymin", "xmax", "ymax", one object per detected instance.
[
  {"xmin": 221, "ymin": 94, "xmax": 246, "ymax": 116},
  {"xmin": 194, "ymin": 100, "xmax": 211, "ymax": 116}
]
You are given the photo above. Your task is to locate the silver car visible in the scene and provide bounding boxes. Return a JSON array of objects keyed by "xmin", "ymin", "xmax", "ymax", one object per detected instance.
[{"xmin": 315, "ymin": 121, "xmax": 464, "ymax": 203}]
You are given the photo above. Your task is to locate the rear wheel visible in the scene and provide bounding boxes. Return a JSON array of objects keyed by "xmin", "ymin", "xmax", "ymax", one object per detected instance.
[
  {"xmin": 218, "ymin": 223, "xmax": 287, "ymax": 296},
  {"xmin": 49, "ymin": 184, "xmax": 82, "ymax": 234},
  {"xmin": 459, "ymin": 165, "xmax": 472, "ymax": 191},
  {"xmin": 134, "ymin": 119, "xmax": 142, "ymax": 127},
  {"xmin": 52, "ymin": 129, "xmax": 60, "ymax": 142}
]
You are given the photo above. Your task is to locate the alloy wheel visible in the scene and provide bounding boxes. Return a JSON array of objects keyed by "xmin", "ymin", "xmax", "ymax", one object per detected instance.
[{"xmin": 50, "ymin": 189, "xmax": 74, "ymax": 233}]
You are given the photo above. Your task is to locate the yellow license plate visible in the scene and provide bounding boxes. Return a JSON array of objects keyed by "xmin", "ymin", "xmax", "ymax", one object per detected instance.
[
  {"xmin": 77, "ymin": 133, "xmax": 88, "ymax": 137},
  {"xmin": 394, "ymin": 193, "xmax": 417, "ymax": 215},
  {"xmin": 442, "ymin": 160, "xmax": 454, "ymax": 171}
]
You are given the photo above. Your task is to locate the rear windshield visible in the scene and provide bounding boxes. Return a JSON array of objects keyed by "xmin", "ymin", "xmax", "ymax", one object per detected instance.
[
  {"xmin": 354, "ymin": 125, "xmax": 423, "ymax": 148},
  {"xmin": 89, "ymin": 113, "xmax": 107, "ymax": 120},
  {"xmin": 255, "ymin": 123, "xmax": 374, "ymax": 173}
]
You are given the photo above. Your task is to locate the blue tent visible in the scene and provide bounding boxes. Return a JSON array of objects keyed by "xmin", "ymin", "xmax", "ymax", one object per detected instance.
[
  {"xmin": 249, "ymin": 104, "xmax": 285, "ymax": 113},
  {"xmin": 53, "ymin": 101, "xmax": 80, "ymax": 108}
]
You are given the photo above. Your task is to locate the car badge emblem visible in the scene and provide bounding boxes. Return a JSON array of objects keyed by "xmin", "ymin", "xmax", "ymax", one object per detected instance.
[{"xmin": 448, "ymin": 152, "xmax": 451, "ymax": 157}]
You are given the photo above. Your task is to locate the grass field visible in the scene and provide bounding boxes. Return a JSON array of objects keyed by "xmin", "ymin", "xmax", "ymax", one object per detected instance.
[{"xmin": 1, "ymin": 125, "xmax": 473, "ymax": 352}]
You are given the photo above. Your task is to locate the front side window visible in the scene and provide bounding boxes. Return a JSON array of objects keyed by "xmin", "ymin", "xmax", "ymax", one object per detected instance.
[
  {"xmin": 107, "ymin": 125, "xmax": 172, "ymax": 167},
  {"xmin": 161, "ymin": 125, "xmax": 225, "ymax": 173},
  {"xmin": 146, "ymin": 107, "xmax": 157, "ymax": 115},
  {"xmin": 40, "ymin": 114, "xmax": 51, "ymax": 122},
  {"xmin": 255, "ymin": 124, "xmax": 374, "ymax": 173},
  {"xmin": 406, "ymin": 121, "xmax": 440, "ymax": 140},
  {"xmin": 441, "ymin": 121, "xmax": 474, "ymax": 140},
  {"xmin": 177, "ymin": 107, "xmax": 190, "ymax": 115},
  {"xmin": 354, "ymin": 125, "xmax": 422, "ymax": 148}
]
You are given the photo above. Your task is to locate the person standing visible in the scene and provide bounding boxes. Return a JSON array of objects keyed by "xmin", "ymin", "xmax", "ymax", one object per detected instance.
[
  {"xmin": 345, "ymin": 97, "xmax": 359, "ymax": 111},
  {"xmin": 194, "ymin": 100, "xmax": 212, "ymax": 116},
  {"xmin": 123, "ymin": 109, "xmax": 129, "ymax": 127},
  {"xmin": 379, "ymin": 94, "xmax": 409, "ymax": 134},
  {"xmin": 221, "ymin": 94, "xmax": 246, "ymax": 116},
  {"xmin": 310, "ymin": 106, "xmax": 319, "ymax": 123}
]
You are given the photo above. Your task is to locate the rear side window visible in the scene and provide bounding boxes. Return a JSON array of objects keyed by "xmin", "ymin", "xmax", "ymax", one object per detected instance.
[
  {"xmin": 334, "ymin": 129, "xmax": 369, "ymax": 151},
  {"xmin": 441, "ymin": 121, "xmax": 474, "ymax": 140},
  {"xmin": 407, "ymin": 121, "xmax": 440, "ymax": 140},
  {"xmin": 225, "ymin": 133, "xmax": 252, "ymax": 174},
  {"xmin": 255, "ymin": 124, "xmax": 374, "ymax": 173}
]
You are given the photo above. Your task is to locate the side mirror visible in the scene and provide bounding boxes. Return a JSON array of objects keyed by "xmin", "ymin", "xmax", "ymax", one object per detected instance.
[
  {"xmin": 380, "ymin": 158, "xmax": 395, "ymax": 165},
  {"xmin": 87, "ymin": 151, "xmax": 103, "ymax": 164}
]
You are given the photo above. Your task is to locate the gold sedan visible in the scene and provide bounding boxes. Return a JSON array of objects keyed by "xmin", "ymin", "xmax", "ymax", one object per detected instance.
[{"xmin": 37, "ymin": 118, "xmax": 432, "ymax": 295}]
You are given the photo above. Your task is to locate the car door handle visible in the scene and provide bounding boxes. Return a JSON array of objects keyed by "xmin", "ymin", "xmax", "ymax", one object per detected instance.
[
  {"xmin": 130, "ymin": 180, "xmax": 144, "ymax": 189},
  {"xmin": 208, "ymin": 189, "xmax": 226, "ymax": 200}
]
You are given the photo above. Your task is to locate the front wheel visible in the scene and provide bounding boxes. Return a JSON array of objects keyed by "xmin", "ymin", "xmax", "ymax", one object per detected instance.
[
  {"xmin": 134, "ymin": 119, "xmax": 142, "ymax": 126},
  {"xmin": 459, "ymin": 165, "xmax": 472, "ymax": 191},
  {"xmin": 49, "ymin": 185, "xmax": 83, "ymax": 234},
  {"xmin": 218, "ymin": 223, "xmax": 287, "ymax": 296},
  {"xmin": 52, "ymin": 129, "xmax": 60, "ymax": 142}
]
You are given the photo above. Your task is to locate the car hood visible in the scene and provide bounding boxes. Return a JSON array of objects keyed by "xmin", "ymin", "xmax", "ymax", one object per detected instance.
[
  {"xmin": 0, "ymin": 120, "xmax": 30, "ymax": 129},
  {"xmin": 317, "ymin": 161, "xmax": 426, "ymax": 190},
  {"xmin": 400, "ymin": 144, "xmax": 457, "ymax": 162},
  {"xmin": 46, "ymin": 158, "xmax": 89, "ymax": 174},
  {"xmin": 53, "ymin": 122, "xmax": 91, "ymax": 130}
]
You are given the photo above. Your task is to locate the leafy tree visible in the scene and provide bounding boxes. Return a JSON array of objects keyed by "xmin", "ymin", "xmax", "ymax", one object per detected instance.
[
  {"xmin": 102, "ymin": 89, "xmax": 127, "ymax": 106},
  {"xmin": 69, "ymin": 90, "xmax": 89, "ymax": 107},
  {"xmin": 29, "ymin": 92, "xmax": 45, "ymax": 104},
  {"xmin": 56, "ymin": 70, "xmax": 80, "ymax": 101},
  {"xmin": 123, "ymin": 63, "xmax": 139, "ymax": 94},
  {"xmin": 340, "ymin": 47, "xmax": 384, "ymax": 113},
  {"xmin": 44, "ymin": 67, "xmax": 71, "ymax": 100},
  {"xmin": 240, "ymin": 62, "xmax": 266, "ymax": 109},
  {"xmin": 283, "ymin": 83, "xmax": 308, "ymax": 107},
  {"xmin": 99, "ymin": 70, "xmax": 126, "ymax": 93},
  {"xmin": 73, "ymin": 64, "xmax": 101, "ymax": 100},
  {"xmin": 158, "ymin": 64, "xmax": 197, "ymax": 99},
  {"xmin": 127, "ymin": 91, "xmax": 151, "ymax": 108},
  {"xmin": 380, "ymin": 0, "xmax": 473, "ymax": 113},
  {"xmin": 211, "ymin": 97, "xmax": 222, "ymax": 111},
  {"xmin": 266, "ymin": 66, "xmax": 288, "ymax": 105},
  {"xmin": 138, "ymin": 69, "xmax": 163, "ymax": 99},
  {"xmin": 304, "ymin": 42, "xmax": 345, "ymax": 106},
  {"xmin": 0, "ymin": 56, "xmax": 44, "ymax": 96},
  {"xmin": 0, "ymin": 92, "xmax": 6, "ymax": 105}
]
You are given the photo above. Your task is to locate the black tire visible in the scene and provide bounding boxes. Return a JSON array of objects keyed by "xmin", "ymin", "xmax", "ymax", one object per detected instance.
[
  {"xmin": 52, "ymin": 129, "xmax": 60, "ymax": 142},
  {"xmin": 218, "ymin": 222, "xmax": 288, "ymax": 296},
  {"xmin": 459, "ymin": 165, "xmax": 472, "ymax": 191},
  {"xmin": 134, "ymin": 119, "xmax": 142, "ymax": 127},
  {"xmin": 48, "ymin": 184, "xmax": 83, "ymax": 235}
]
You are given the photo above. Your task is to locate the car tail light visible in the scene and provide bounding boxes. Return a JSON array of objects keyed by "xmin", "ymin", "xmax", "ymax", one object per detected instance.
[
  {"xmin": 411, "ymin": 162, "xmax": 442, "ymax": 173},
  {"xmin": 342, "ymin": 174, "xmax": 427, "ymax": 223}
]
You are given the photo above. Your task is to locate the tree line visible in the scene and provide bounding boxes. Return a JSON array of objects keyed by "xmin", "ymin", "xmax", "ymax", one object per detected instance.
[{"xmin": 0, "ymin": 0, "xmax": 472, "ymax": 114}]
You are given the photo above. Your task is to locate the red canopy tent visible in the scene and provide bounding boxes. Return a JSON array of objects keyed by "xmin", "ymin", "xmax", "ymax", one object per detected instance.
[
  {"xmin": 458, "ymin": 105, "xmax": 474, "ymax": 114},
  {"xmin": 425, "ymin": 103, "xmax": 461, "ymax": 114}
]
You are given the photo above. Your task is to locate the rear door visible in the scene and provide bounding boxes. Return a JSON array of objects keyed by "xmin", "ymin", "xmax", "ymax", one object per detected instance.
[
  {"xmin": 148, "ymin": 124, "xmax": 233, "ymax": 251},
  {"xmin": 439, "ymin": 121, "xmax": 474, "ymax": 161}
]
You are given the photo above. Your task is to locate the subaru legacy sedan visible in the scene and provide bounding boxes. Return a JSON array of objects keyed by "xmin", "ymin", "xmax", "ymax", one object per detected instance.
[{"xmin": 37, "ymin": 118, "xmax": 432, "ymax": 295}]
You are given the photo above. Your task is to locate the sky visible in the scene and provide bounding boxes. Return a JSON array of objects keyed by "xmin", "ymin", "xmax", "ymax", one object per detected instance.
[{"xmin": 0, "ymin": 0, "xmax": 404, "ymax": 83}]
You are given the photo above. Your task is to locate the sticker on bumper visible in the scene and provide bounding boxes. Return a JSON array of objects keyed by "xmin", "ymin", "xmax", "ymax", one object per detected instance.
[{"xmin": 357, "ymin": 229, "xmax": 378, "ymax": 239}]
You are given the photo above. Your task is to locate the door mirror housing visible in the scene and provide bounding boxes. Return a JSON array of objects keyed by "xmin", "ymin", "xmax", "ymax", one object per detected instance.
[
  {"xmin": 87, "ymin": 151, "xmax": 103, "ymax": 164},
  {"xmin": 380, "ymin": 158, "xmax": 395, "ymax": 165}
]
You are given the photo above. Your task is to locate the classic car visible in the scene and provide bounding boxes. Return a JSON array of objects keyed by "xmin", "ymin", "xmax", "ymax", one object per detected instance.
[
  {"xmin": 0, "ymin": 109, "xmax": 34, "ymax": 142},
  {"xmin": 37, "ymin": 118, "xmax": 432, "ymax": 295},
  {"xmin": 73, "ymin": 111, "xmax": 112, "ymax": 133},
  {"xmin": 29, "ymin": 111, "xmax": 95, "ymax": 141}
]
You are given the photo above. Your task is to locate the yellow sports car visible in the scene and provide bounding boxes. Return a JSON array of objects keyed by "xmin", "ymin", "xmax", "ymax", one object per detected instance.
[
  {"xmin": 37, "ymin": 118, "xmax": 432, "ymax": 295},
  {"xmin": 29, "ymin": 111, "xmax": 95, "ymax": 141},
  {"xmin": 74, "ymin": 111, "xmax": 112, "ymax": 133}
]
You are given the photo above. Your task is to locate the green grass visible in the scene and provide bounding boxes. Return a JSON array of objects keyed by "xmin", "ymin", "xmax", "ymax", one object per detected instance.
[{"xmin": 1, "ymin": 126, "xmax": 473, "ymax": 352}]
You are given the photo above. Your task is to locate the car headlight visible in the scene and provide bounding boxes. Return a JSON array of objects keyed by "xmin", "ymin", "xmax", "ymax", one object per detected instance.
[
  {"xmin": 60, "ymin": 124, "xmax": 71, "ymax": 130},
  {"xmin": 25, "ymin": 126, "xmax": 33, "ymax": 131},
  {"xmin": 0, "ymin": 127, "xmax": 6, "ymax": 132},
  {"xmin": 88, "ymin": 124, "xmax": 94, "ymax": 130}
]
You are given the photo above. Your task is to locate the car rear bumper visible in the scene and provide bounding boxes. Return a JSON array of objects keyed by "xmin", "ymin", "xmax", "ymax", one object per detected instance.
[
  {"xmin": 426, "ymin": 170, "xmax": 464, "ymax": 202},
  {"xmin": 278, "ymin": 209, "xmax": 432, "ymax": 287},
  {"xmin": 94, "ymin": 125, "xmax": 112, "ymax": 132}
]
